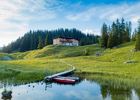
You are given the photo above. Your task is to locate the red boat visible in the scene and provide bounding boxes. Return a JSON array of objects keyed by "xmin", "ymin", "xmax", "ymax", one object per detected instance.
[{"xmin": 53, "ymin": 77, "xmax": 76, "ymax": 84}]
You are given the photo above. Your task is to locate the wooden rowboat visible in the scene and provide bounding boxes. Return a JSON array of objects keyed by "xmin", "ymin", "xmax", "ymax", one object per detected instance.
[
  {"xmin": 53, "ymin": 77, "xmax": 76, "ymax": 84},
  {"xmin": 56, "ymin": 76, "xmax": 80, "ymax": 81}
]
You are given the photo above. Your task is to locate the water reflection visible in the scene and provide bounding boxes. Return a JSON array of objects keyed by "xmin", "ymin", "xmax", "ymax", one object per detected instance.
[
  {"xmin": 0, "ymin": 79, "xmax": 140, "ymax": 100},
  {"xmin": 135, "ymin": 89, "xmax": 140, "ymax": 100},
  {"xmin": 1, "ymin": 83, "xmax": 12, "ymax": 100},
  {"xmin": 100, "ymin": 84, "xmax": 132, "ymax": 100},
  {"xmin": 2, "ymin": 90, "xmax": 12, "ymax": 100}
]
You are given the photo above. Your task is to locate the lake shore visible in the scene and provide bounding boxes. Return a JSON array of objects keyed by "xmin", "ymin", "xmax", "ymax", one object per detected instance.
[{"xmin": 0, "ymin": 43, "xmax": 140, "ymax": 86}]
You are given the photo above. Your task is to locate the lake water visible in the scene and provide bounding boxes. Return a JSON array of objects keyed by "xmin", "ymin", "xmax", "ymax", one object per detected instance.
[{"xmin": 0, "ymin": 79, "xmax": 140, "ymax": 100}]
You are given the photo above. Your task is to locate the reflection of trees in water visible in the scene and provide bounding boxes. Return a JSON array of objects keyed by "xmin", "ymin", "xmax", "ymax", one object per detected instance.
[
  {"xmin": 135, "ymin": 89, "xmax": 140, "ymax": 100},
  {"xmin": 100, "ymin": 84, "xmax": 132, "ymax": 100},
  {"xmin": 77, "ymin": 73, "xmax": 140, "ymax": 100},
  {"xmin": 1, "ymin": 83, "xmax": 12, "ymax": 100},
  {"xmin": 101, "ymin": 85, "xmax": 109, "ymax": 99},
  {"xmin": 109, "ymin": 86, "xmax": 131, "ymax": 100},
  {"xmin": 2, "ymin": 90, "xmax": 12, "ymax": 100},
  {"xmin": 45, "ymin": 82, "xmax": 52, "ymax": 90},
  {"xmin": 83, "ymin": 76, "xmax": 132, "ymax": 100},
  {"xmin": 44, "ymin": 79, "xmax": 82, "ymax": 90}
]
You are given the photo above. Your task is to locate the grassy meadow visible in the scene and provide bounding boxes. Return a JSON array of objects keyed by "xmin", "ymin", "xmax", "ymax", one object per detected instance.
[{"xmin": 0, "ymin": 42, "xmax": 140, "ymax": 86}]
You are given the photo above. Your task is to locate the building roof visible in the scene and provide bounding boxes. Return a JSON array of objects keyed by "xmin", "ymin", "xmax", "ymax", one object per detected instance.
[{"xmin": 54, "ymin": 37, "xmax": 78, "ymax": 42}]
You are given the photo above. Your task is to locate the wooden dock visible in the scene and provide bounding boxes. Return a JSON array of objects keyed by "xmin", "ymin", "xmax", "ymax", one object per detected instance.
[{"xmin": 44, "ymin": 67, "xmax": 75, "ymax": 81}]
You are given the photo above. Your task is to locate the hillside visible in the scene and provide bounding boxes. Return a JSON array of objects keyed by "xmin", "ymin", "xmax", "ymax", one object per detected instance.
[
  {"xmin": 10, "ymin": 44, "xmax": 101, "ymax": 59},
  {"xmin": 0, "ymin": 42, "xmax": 140, "ymax": 86},
  {"xmin": 2, "ymin": 28, "xmax": 99, "ymax": 53}
]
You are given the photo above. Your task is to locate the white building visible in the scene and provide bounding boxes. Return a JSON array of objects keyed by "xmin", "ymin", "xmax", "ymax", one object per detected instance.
[{"xmin": 53, "ymin": 37, "xmax": 79, "ymax": 46}]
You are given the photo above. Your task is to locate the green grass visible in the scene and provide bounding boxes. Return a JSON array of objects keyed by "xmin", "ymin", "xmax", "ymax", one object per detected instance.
[
  {"xmin": 18, "ymin": 44, "xmax": 100, "ymax": 59},
  {"xmin": 0, "ymin": 42, "xmax": 140, "ymax": 86},
  {"xmin": 0, "ymin": 58, "xmax": 68, "ymax": 83}
]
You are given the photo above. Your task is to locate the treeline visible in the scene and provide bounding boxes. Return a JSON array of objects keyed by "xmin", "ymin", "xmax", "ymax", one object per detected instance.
[
  {"xmin": 101, "ymin": 18, "xmax": 140, "ymax": 51},
  {"xmin": 2, "ymin": 28, "xmax": 99, "ymax": 53},
  {"xmin": 100, "ymin": 18, "xmax": 131, "ymax": 48}
]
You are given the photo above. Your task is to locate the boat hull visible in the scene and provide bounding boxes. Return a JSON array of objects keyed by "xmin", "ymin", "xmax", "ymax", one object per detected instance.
[{"xmin": 53, "ymin": 77, "xmax": 76, "ymax": 84}]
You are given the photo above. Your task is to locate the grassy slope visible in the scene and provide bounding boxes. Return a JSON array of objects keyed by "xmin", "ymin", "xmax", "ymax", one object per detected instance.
[
  {"xmin": 63, "ymin": 42, "xmax": 140, "ymax": 77},
  {"xmin": 0, "ymin": 42, "xmax": 140, "ymax": 85},
  {"xmin": 0, "ymin": 45, "xmax": 100, "ymax": 82}
]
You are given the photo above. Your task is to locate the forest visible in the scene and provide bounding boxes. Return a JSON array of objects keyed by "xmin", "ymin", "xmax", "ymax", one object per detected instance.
[
  {"xmin": 2, "ymin": 28, "xmax": 99, "ymax": 53},
  {"xmin": 1, "ymin": 18, "xmax": 140, "ymax": 53},
  {"xmin": 100, "ymin": 18, "xmax": 140, "ymax": 51}
]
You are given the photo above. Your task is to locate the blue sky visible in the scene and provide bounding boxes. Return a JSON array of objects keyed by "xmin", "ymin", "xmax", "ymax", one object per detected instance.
[{"xmin": 0, "ymin": 0, "xmax": 140, "ymax": 46}]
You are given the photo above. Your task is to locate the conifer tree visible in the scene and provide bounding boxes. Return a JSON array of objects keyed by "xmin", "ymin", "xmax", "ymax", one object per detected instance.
[
  {"xmin": 124, "ymin": 22, "xmax": 131, "ymax": 42},
  {"xmin": 107, "ymin": 32, "xmax": 114, "ymax": 48},
  {"xmin": 120, "ymin": 18, "xmax": 126, "ymax": 43},
  {"xmin": 45, "ymin": 34, "xmax": 49, "ymax": 46},
  {"xmin": 111, "ymin": 22, "xmax": 118, "ymax": 46},
  {"xmin": 101, "ymin": 23, "xmax": 108, "ymax": 48},
  {"xmin": 37, "ymin": 36, "xmax": 43, "ymax": 49},
  {"xmin": 135, "ymin": 20, "xmax": 140, "ymax": 51},
  {"xmin": 132, "ymin": 29, "xmax": 137, "ymax": 41},
  {"xmin": 116, "ymin": 19, "xmax": 120, "ymax": 45},
  {"xmin": 107, "ymin": 26, "xmax": 115, "ymax": 48}
]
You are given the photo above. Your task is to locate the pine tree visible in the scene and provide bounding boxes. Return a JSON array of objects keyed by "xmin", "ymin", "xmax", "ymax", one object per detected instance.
[
  {"xmin": 124, "ymin": 22, "xmax": 131, "ymax": 42},
  {"xmin": 19, "ymin": 34, "xmax": 31, "ymax": 52},
  {"xmin": 37, "ymin": 36, "xmax": 43, "ymax": 49},
  {"xmin": 45, "ymin": 34, "xmax": 49, "ymax": 46},
  {"xmin": 100, "ymin": 23, "xmax": 108, "ymax": 48},
  {"xmin": 132, "ymin": 29, "xmax": 137, "ymax": 41},
  {"xmin": 116, "ymin": 19, "xmax": 121, "ymax": 45},
  {"xmin": 120, "ymin": 18, "xmax": 126, "ymax": 43},
  {"xmin": 128, "ymin": 21, "xmax": 132, "ymax": 41},
  {"xmin": 111, "ymin": 22, "xmax": 118, "ymax": 47},
  {"xmin": 29, "ymin": 31, "xmax": 33, "ymax": 50},
  {"xmin": 107, "ymin": 32, "xmax": 114, "ymax": 48},
  {"xmin": 135, "ymin": 20, "xmax": 140, "ymax": 51},
  {"xmin": 107, "ymin": 23, "xmax": 116, "ymax": 48}
]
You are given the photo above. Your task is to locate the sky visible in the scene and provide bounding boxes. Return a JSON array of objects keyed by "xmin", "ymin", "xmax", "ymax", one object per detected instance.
[{"xmin": 0, "ymin": 0, "xmax": 140, "ymax": 47}]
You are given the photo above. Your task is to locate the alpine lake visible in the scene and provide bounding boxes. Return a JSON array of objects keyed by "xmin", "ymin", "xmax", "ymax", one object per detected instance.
[{"xmin": 0, "ymin": 74, "xmax": 140, "ymax": 100}]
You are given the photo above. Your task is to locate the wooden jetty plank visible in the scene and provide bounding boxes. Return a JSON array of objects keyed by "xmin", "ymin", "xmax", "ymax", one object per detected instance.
[
  {"xmin": 44, "ymin": 60, "xmax": 76, "ymax": 81},
  {"xmin": 44, "ymin": 67, "xmax": 75, "ymax": 80}
]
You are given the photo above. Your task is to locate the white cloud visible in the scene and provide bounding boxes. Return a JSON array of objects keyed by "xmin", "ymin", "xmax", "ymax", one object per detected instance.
[
  {"xmin": 131, "ymin": 16, "xmax": 140, "ymax": 24},
  {"xmin": 66, "ymin": 2, "xmax": 140, "ymax": 36},
  {"xmin": 0, "ymin": 0, "xmax": 140, "ymax": 46},
  {"xmin": 0, "ymin": 22, "xmax": 28, "ymax": 47},
  {"xmin": 65, "ymin": 90, "xmax": 102, "ymax": 100},
  {"xmin": 82, "ymin": 29, "xmax": 100, "ymax": 35},
  {"xmin": 66, "ymin": 3, "xmax": 140, "ymax": 23},
  {"xmin": 0, "ymin": 0, "xmax": 58, "ymax": 47},
  {"xmin": 66, "ymin": 8, "xmax": 96, "ymax": 21}
]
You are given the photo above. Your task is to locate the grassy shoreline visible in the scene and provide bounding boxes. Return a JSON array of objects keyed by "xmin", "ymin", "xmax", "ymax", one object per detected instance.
[
  {"xmin": 0, "ymin": 58, "xmax": 68, "ymax": 83},
  {"xmin": 0, "ymin": 42, "xmax": 140, "ymax": 86}
]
